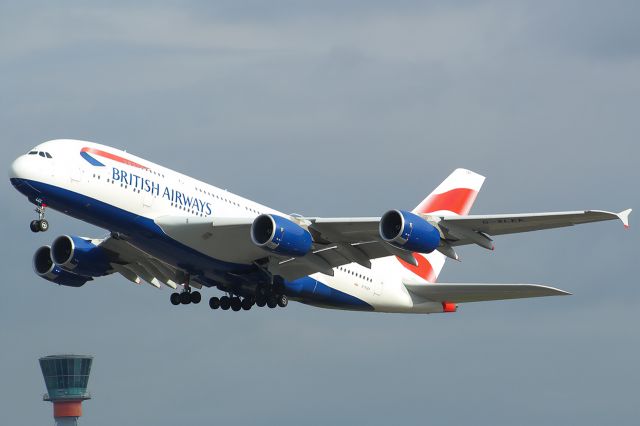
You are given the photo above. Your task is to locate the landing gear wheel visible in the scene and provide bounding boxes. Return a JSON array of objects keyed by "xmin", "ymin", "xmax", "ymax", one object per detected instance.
[
  {"xmin": 273, "ymin": 281, "xmax": 285, "ymax": 294},
  {"xmin": 30, "ymin": 220, "xmax": 40, "ymax": 233},
  {"xmin": 209, "ymin": 297, "xmax": 220, "ymax": 310},
  {"xmin": 170, "ymin": 293, "xmax": 181, "ymax": 305},
  {"xmin": 277, "ymin": 294, "xmax": 288, "ymax": 308},
  {"xmin": 267, "ymin": 296, "xmax": 277, "ymax": 309},
  {"xmin": 241, "ymin": 298, "xmax": 253, "ymax": 310},
  {"xmin": 256, "ymin": 297, "xmax": 266, "ymax": 308},
  {"xmin": 179, "ymin": 292, "xmax": 191, "ymax": 304},
  {"xmin": 37, "ymin": 219, "xmax": 49, "ymax": 232},
  {"xmin": 190, "ymin": 291, "xmax": 201, "ymax": 304},
  {"xmin": 220, "ymin": 296, "xmax": 230, "ymax": 310},
  {"xmin": 231, "ymin": 297, "xmax": 242, "ymax": 311}
]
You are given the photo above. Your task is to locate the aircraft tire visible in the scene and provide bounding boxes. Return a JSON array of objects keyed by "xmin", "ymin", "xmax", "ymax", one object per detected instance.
[
  {"xmin": 190, "ymin": 291, "xmax": 201, "ymax": 304},
  {"xmin": 277, "ymin": 295, "xmax": 288, "ymax": 308},
  {"xmin": 30, "ymin": 220, "xmax": 40, "ymax": 233},
  {"xmin": 38, "ymin": 219, "xmax": 49, "ymax": 232},
  {"xmin": 220, "ymin": 296, "xmax": 230, "ymax": 310},
  {"xmin": 231, "ymin": 297, "xmax": 242, "ymax": 311},
  {"xmin": 170, "ymin": 293, "xmax": 181, "ymax": 305},
  {"xmin": 267, "ymin": 296, "xmax": 277, "ymax": 309},
  {"xmin": 241, "ymin": 298, "xmax": 253, "ymax": 310},
  {"xmin": 180, "ymin": 292, "xmax": 191, "ymax": 305},
  {"xmin": 209, "ymin": 297, "xmax": 220, "ymax": 310},
  {"xmin": 256, "ymin": 297, "xmax": 266, "ymax": 308}
]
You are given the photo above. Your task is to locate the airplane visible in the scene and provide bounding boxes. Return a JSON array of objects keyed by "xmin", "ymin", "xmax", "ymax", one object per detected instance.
[{"xmin": 8, "ymin": 139, "xmax": 631, "ymax": 314}]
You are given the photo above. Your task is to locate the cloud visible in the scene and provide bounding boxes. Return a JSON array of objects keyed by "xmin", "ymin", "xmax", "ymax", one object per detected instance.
[{"xmin": 0, "ymin": 2, "xmax": 638, "ymax": 425}]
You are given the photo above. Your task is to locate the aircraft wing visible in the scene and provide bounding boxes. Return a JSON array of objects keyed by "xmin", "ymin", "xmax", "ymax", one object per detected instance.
[
  {"xmin": 98, "ymin": 237, "xmax": 190, "ymax": 289},
  {"xmin": 404, "ymin": 282, "xmax": 570, "ymax": 303},
  {"xmin": 153, "ymin": 208, "xmax": 630, "ymax": 281},
  {"xmin": 439, "ymin": 209, "xmax": 631, "ymax": 248}
]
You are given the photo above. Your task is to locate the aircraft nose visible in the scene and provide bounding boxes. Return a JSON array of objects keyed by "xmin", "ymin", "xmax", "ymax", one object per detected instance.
[{"xmin": 9, "ymin": 155, "xmax": 28, "ymax": 180}]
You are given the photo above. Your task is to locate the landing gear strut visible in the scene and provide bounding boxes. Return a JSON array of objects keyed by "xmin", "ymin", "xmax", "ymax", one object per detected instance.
[{"xmin": 30, "ymin": 200, "xmax": 49, "ymax": 233}]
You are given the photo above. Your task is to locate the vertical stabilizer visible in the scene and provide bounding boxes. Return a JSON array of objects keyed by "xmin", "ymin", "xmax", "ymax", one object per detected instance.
[{"xmin": 401, "ymin": 169, "xmax": 486, "ymax": 282}]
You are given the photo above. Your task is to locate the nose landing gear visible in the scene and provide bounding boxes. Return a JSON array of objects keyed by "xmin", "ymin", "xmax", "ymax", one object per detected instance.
[{"xmin": 30, "ymin": 200, "xmax": 49, "ymax": 233}]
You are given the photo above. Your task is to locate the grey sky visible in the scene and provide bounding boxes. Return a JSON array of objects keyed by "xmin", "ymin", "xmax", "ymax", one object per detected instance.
[{"xmin": 1, "ymin": 1, "xmax": 638, "ymax": 425}]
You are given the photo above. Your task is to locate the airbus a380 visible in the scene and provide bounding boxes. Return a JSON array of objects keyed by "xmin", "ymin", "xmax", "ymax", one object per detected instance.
[{"xmin": 9, "ymin": 140, "xmax": 631, "ymax": 314}]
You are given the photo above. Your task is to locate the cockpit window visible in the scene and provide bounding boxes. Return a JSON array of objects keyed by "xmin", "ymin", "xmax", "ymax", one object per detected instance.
[
  {"xmin": 28, "ymin": 151, "xmax": 37, "ymax": 155},
  {"xmin": 45, "ymin": 152, "xmax": 52, "ymax": 158},
  {"xmin": 39, "ymin": 152, "xmax": 46, "ymax": 157}
]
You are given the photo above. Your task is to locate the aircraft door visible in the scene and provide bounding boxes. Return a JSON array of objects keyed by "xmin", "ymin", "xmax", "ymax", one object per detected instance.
[
  {"xmin": 374, "ymin": 279, "xmax": 383, "ymax": 296},
  {"xmin": 70, "ymin": 166, "xmax": 83, "ymax": 183},
  {"xmin": 143, "ymin": 191, "xmax": 154, "ymax": 208}
]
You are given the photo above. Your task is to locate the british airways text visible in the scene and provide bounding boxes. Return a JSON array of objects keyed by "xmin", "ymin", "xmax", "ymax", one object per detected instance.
[{"xmin": 112, "ymin": 168, "xmax": 212, "ymax": 215}]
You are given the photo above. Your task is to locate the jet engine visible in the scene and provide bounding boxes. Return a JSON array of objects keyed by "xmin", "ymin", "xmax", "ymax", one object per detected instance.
[
  {"xmin": 50, "ymin": 235, "xmax": 112, "ymax": 277},
  {"xmin": 379, "ymin": 209, "xmax": 441, "ymax": 253},
  {"xmin": 33, "ymin": 246, "xmax": 91, "ymax": 287},
  {"xmin": 251, "ymin": 214, "xmax": 313, "ymax": 257}
]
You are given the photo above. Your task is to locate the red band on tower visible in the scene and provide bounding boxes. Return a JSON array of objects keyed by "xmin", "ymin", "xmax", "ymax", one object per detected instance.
[{"xmin": 53, "ymin": 401, "xmax": 83, "ymax": 417}]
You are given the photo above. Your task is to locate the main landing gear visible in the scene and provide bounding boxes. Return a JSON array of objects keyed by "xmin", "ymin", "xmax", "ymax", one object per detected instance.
[
  {"xmin": 170, "ymin": 289, "xmax": 201, "ymax": 306},
  {"xmin": 208, "ymin": 294, "xmax": 288, "ymax": 311},
  {"xmin": 30, "ymin": 200, "xmax": 49, "ymax": 233}
]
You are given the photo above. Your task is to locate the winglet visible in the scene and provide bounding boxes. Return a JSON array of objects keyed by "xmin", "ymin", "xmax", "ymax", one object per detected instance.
[{"xmin": 618, "ymin": 209, "xmax": 632, "ymax": 229}]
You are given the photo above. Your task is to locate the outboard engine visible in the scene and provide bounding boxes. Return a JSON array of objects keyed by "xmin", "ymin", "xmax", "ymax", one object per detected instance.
[
  {"xmin": 379, "ymin": 209, "xmax": 441, "ymax": 253},
  {"xmin": 33, "ymin": 246, "xmax": 91, "ymax": 287},
  {"xmin": 50, "ymin": 235, "xmax": 111, "ymax": 277},
  {"xmin": 251, "ymin": 214, "xmax": 313, "ymax": 257}
]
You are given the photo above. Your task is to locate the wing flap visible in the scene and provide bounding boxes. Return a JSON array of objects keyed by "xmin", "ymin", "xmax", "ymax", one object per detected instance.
[
  {"xmin": 404, "ymin": 283, "xmax": 570, "ymax": 303},
  {"xmin": 100, "ymin": 237, "xmax": 186, "ymax": 289}
]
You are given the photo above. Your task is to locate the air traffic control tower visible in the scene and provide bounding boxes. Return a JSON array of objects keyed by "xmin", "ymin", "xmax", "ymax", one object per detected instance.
[{"xmin": 39, "ymin": 355, "xmax": 93, "ymax": 426}]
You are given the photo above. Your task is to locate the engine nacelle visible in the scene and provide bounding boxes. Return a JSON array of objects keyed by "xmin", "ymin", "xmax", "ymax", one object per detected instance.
[
  {"xmin": 33, "ymin": 246, "xmax": 91, "ymax": 287},
  {"xmin": 379, "ymin": 209, "xmax": 441, "ymax": 253},
  {"xmin": 251, "ymin": 214, "xmax": 313, "ymax": 257},
  {"xmin": 50, "ymin": 235, "xmax": 111, "ymax": 277}
]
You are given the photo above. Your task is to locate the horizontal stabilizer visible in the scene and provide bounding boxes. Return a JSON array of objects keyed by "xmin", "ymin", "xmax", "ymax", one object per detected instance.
[{"xmin": 404, "ymin": 283, "xmax": 570, "ymax": 303}]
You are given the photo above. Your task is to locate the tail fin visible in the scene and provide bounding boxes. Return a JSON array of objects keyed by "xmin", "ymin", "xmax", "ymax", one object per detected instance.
[
  {"xmin": 413, "ymin": 168, "xmax": 485, "ymax": 216},
  {"xmin": 399, "ymin": 169, "xmax": 485, "ymax": 283}
]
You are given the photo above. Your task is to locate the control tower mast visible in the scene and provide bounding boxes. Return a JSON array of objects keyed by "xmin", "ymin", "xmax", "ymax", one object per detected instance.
[{"xmin": 39, "ymin": 355, "xmax": 93, "ymax": 426}]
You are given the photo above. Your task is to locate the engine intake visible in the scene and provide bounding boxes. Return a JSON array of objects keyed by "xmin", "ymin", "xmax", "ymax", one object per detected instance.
[
  {"xmin": 379, "ymin": 209, "xmax": 441, "ymax": 253},
  {"xmin": 51, "ymin": 235, "xmax": 111, "ymax": 277},
  {"xmin": 251, "ymin": 214, "xmax": 313, "ymax": 257},
  {"xmin": 33, "ymin": 246, "xmax": 91, "ymax": 287}
]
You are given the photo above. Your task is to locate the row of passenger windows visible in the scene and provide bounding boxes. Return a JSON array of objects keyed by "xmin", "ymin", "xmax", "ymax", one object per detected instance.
[
  {"xmin": 28, "ymin": 150, "xmax": 53, "ymax": 158},
  {"xmin": 337, "ymin": 266, "xmax": 373, "ymax": 283},
  {"xmin": 195, "ymin": 186, "xmax": 261, "ymax": 214}
]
